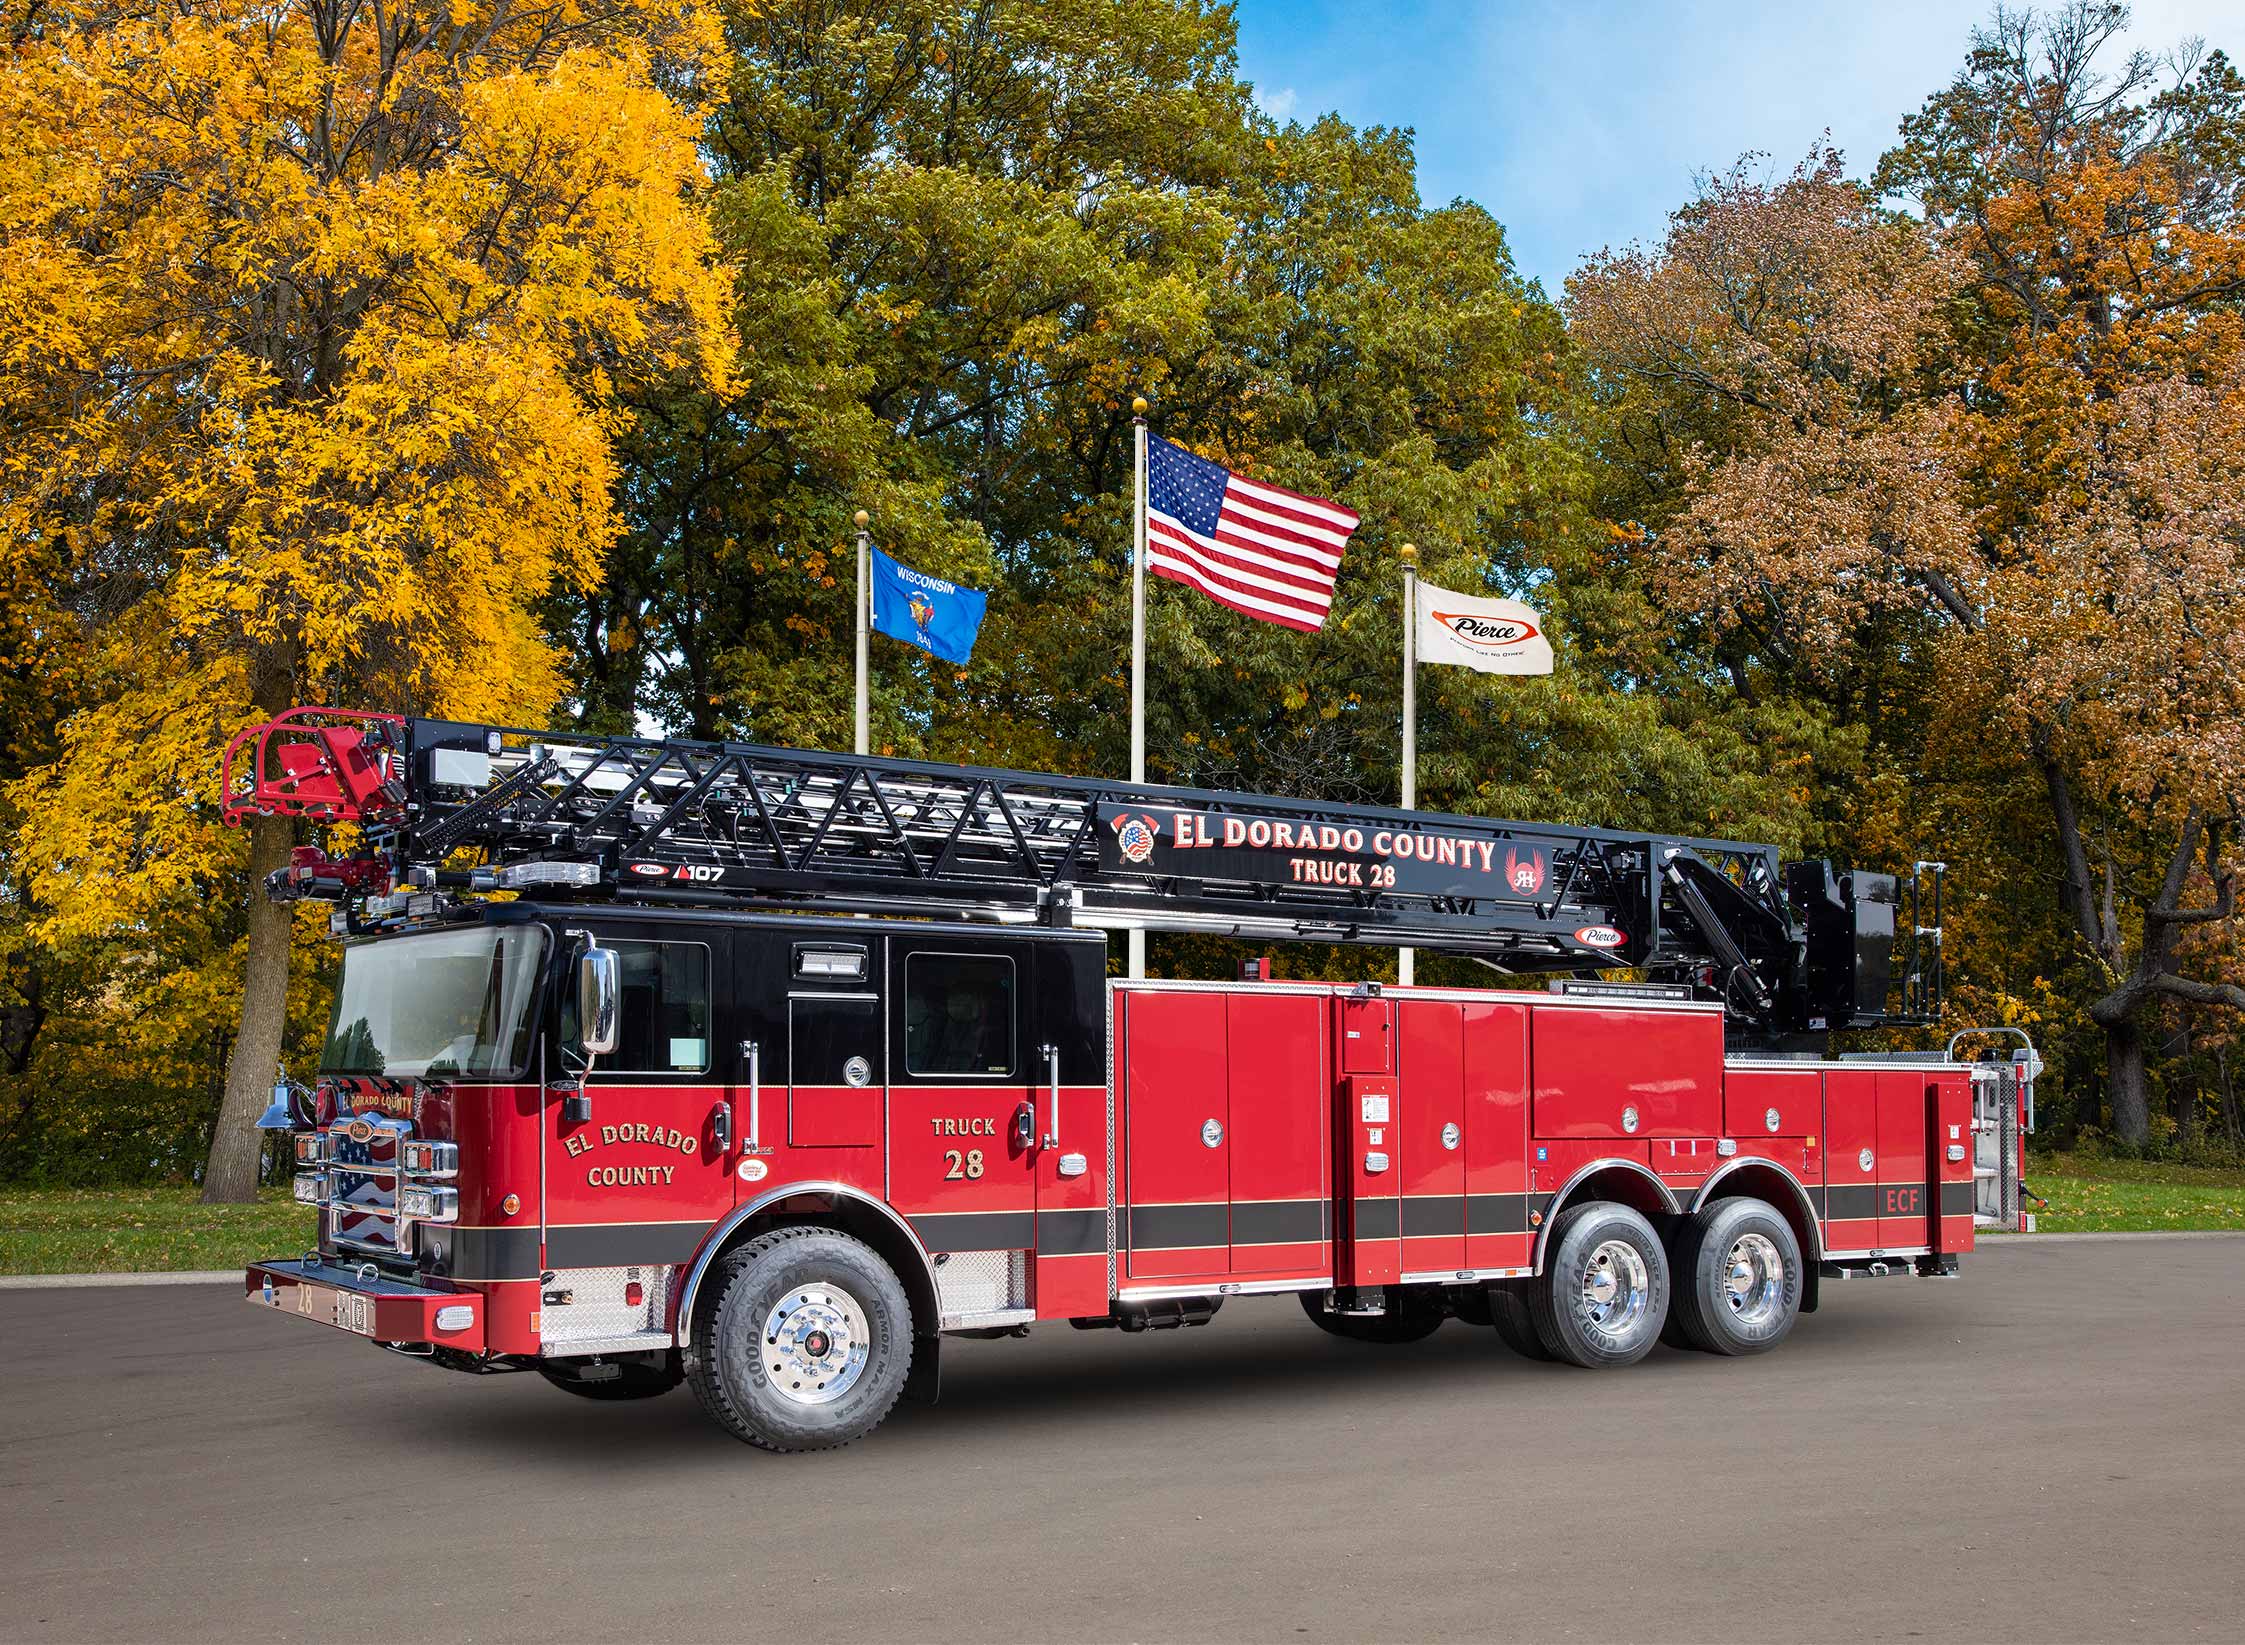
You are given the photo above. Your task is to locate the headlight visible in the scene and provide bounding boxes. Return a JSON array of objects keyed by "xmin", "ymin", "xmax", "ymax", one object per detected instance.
[
  {"xmin": 399, "ymin": 1185, "xmax": 458, "ymax": 1223},
  {"xmin": 293, "ymin": 1132, "xmax": 324, "ymax": 1165},
  {"xmin": 292, "ymin": 1171, "xmax": 325, "ymax": 1205},
  {"xmin": 400, "ymin": 1140, "xmax": 458, "ymax": 1178}
]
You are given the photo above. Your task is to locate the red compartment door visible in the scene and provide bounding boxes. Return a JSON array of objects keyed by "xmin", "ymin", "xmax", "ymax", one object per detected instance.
[
  {"xmin": 1461, "ymin": 1000, "xmax": 1530, "ymax": 1272},
  {"xmin": 1224, "ymin": 991, "xmax": 1329, "ymax": 1274},
  {"xmin": 1529, "ymin": 1006, "xmax": 1723, "ymax": 1139},
  {"xmin": 1397, "ymin": 1000, "xmax": 1467, "ymax": 1277},
  {"xmin": 1121, "ymin": 991, "xmax": 1230, "ymax": 1280},
  {"xmin": 1822, "ymin": 1068, "xmax": 1879, "ymax": 1253},
  {"xmin": 1877, "ymin": 1070, "xmax": 1934, "ymax": 1248}
]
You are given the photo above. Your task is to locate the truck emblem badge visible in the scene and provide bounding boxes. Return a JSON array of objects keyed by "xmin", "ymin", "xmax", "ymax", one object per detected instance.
[
  {"xmin": 843, "ymin": 1056, "xmax": 871, "ymax": 1087},
  {"xmin": 1574, "ymin": 925, "xmax": 1625, "ymax": 950},
  {"xmin": 1110, "ymin": 812, "xmax": 1161, "ymax": 864},
  {"xmin": 1859, "ymin": 1148, "xmax": 1876, "ymax": 1173},
  {"xmin": 737, "ymin": 1157, "xmax": 768, "ymax": 1183},
  {"xmin": 1441, "ymin": 1122, "xmax": 1460, "ymax": 1151},
  {"xmin": 1201, "ymin": 1118, "xmax": 1223, "ymax": 1148},
  {"xmin": 1504, "ymin": 847, "xmax": 1546, "ymax": 895},
  {"xmin": 628, "ymin": 862, "xmax": 666, "ymax": 876}
]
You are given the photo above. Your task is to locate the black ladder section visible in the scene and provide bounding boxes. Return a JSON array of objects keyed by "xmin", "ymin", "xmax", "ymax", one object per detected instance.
[{"xmin": 253, "ymin": 713, "xmax": 1938, "ymax": 1043}]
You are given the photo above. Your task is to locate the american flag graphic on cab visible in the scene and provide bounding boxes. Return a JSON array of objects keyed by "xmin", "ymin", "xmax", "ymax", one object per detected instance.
[
  {"xmin": 1145, "ymin": 434, "xmax": 1359, "ymax": 631},
  {"xmin": 329, "ymin": 1112, "xmax": 408, "ymax": 1252}
]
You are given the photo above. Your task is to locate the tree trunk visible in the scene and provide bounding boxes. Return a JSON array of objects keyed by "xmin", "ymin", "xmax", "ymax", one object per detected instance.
[
  {"xmin": 2106, "ymin": 1019, "xmax": 2149, "ymax": 1146},
  {"xmin": 2218, "ymin": 1046, "xmax": 2240, "ymax": 1150},
  {"xmin": 200, "ymin": 811, "xmax": 296, "ymax": 1201}
]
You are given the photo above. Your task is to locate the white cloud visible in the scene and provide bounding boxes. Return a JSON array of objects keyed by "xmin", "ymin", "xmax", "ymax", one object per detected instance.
[{"xmin": 1262, "ymin": 84, "xmax": 1299, "ymax": 122}]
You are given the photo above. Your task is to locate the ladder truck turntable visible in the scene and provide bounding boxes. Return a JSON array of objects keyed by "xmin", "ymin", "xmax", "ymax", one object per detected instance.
[{"xmin": 229, "ymin": 707, "xmax": 2037, "ymax": 1452}]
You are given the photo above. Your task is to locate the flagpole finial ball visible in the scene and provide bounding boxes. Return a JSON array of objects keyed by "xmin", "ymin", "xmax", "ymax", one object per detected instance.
[
  {"xmin": 853, "ymin": 510, "xmax": 869, "ymax": 529},
  {"xmin": 1132, "ymin": 396, "xmax": 1148, "ymax": 416},
  {"xmin": 1399, "ymin": 542, "xmax": 1417, "ymax": 564}
]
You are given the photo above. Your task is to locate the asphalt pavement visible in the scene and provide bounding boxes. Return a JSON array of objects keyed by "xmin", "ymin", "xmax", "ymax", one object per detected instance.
[{"xmin": 3, "ymin": 1236, "xmax": 2240, "ymax": 1643}]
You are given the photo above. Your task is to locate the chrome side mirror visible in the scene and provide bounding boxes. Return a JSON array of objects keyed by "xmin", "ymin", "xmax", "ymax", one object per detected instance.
[{"xmin": 577, "ymin": 944, "xmax": 620, "ymax": 1056}]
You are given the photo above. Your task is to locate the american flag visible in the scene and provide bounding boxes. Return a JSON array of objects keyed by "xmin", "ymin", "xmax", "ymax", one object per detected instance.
[{"xmin": 1145, "ymin": 434, "xmax": 1359, "ymax": 632}]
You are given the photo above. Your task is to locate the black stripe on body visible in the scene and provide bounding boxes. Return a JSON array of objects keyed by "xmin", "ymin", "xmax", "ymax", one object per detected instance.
[
  {"xmin": 1230, "ymin": 1199, "xmax": 1328, "ymax": 1245},
  {"xmin": 1125, "ymin": 1203, "xmax": 1228, "ymax": 1251},
  {"xmin": 545, "ymin": 1221, "xmax": 709, "ymax": 1269},
  {"xmin": 910, "ymin": 1209, "xmax": 1036, "ymax": 1252},
  {"xmin": 439, "ymin": 1227, "xmax": 544, "ymax": 1281},
  {"xmin": 1401, "ymin": 1196, "xmax": 1465, "ymax": 1238},
  {"xmin": 1035, "ymin": 1209, "xmax": 1106, "ymax": 1256},
  {"xmin": 1466, "ymin": 1193, "xmax": 1529, "ymax": 1234}
]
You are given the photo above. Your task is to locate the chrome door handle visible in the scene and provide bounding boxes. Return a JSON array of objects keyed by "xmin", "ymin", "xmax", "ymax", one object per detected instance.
[
  {"xmin": 712, "ymin": 1099, "xmax": 732, "ymax": 1152},
  {"xmin": 740, "ymin": 1040, "xmax": 760, "ymax": 1152},
  {"xmin": 1040, "ymin": 1043, "xmax": 1059, "ymax": 1149}
]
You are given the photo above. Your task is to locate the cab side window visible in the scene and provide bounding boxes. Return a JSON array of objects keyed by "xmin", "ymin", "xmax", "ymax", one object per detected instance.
[
  {"xmin": 563, "ymin": 940, "xmax": 711, "ymax": 1075},
  {"xmin": 905, "ymin": 953, "xmax": 1015, "ymax": 1077}
]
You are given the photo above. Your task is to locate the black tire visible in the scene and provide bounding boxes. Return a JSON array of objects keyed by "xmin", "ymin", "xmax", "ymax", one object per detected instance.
[
  {"xmin": 1527, "ymin": 1201, "xmax": 1670, "ymax": 1369},
  {"xmin": 536, "ymin": 1353, "xmax": 682, "ymax": 1401},
  {"xmin": 1658, "ymin": 1222, "xmax": 1697, "ymax": 1349},
  {"xmin": 1485, "ymin": 1281, "xmax": 1553, "ymax": 1361},
  {"xmin": 1668, "ymin": 1197, "xmax": 1803, "ymax": 1356},
  {"xmin": 1298, "ymin": 1289, "xmax": 1443, "ymax": 1343},
  {"xmin": 684, "ymin": 1226, "xmax": 914, "ymax": 1452}
]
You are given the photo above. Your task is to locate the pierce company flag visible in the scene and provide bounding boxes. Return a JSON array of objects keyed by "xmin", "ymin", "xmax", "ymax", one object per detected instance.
[
  {"xmin": 869, "ymin": 545, "xmax": 987, "ymax": 666},
  {"xmin": 1414, "ymin": 579, "xmax": 1554, "ymax": 675},
  {"xmin": 1145, "ymin": 434, "xmax": 1359, "ymax": 631}
]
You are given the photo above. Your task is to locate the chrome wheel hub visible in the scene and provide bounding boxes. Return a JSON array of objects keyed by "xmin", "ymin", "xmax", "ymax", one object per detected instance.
[
  {"xmin": 761, "ymin": 1284, "xmax": 869, "ymax": 1406},
  {"xmin": 1578, "ymin": 1239, "xmax": 1651, "ymax": 1338},
  {"xmin": 1723, "ymin": 1232, "xmax": 1785, "ymax": 1326}
]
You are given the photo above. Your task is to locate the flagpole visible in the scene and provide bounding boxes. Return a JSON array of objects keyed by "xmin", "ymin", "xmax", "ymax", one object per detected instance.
[
  {"xmin": 1129, "ymin": 397, "xmax": 1149, "ymax": 981},
  {"xmin": 1399, "ymin": 542, "xmax": 1417, "ymax": 988},
  {"xmin": 853, "ymin": 510, "xmax": 870, "ymax": 757}
]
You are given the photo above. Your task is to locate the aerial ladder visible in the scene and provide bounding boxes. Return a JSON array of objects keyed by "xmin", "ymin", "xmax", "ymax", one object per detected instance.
[{"xmin": 222, "ymin": 706, "xmax": 1946, "ymax": 1050}]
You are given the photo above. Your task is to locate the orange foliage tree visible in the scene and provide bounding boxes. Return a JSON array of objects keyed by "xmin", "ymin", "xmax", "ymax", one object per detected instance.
[
  {"xmin": 0, "ymin": 0, "xmax": 733, "ymax": 1196},
  {"xmin": 1572, "ymin": 6, "xmax": 2245, "ymax": 1141}
]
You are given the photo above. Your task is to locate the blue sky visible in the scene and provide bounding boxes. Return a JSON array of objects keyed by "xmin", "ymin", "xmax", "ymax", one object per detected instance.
[{"xmin": 1233, "ymin": 0, "xmax": 2237, "ymax": 294}]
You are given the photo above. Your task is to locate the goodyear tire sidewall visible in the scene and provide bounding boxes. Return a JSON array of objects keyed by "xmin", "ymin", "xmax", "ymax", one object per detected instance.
[{"xmin": 710, "ymin": 1231, "xmax": 912, "ymax": 1448}]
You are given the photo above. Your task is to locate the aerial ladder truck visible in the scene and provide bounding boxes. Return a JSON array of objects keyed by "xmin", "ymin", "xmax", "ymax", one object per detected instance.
[{"xmin": 227, "ymin": 707, "xmax": 2035, "ymax": 1452}]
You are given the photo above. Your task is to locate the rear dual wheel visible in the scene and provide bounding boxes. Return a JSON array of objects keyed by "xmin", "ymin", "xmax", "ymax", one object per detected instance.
[
  {"xmin": 1666, "ymin": 1197, "xmax": 1803, "ymax": 1356},
  {"xmin": 1527, "ymin": 1202, "xmax": 1670, "ymax": 1369}
]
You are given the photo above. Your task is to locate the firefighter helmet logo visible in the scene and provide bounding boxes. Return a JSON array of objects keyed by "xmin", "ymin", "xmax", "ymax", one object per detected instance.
[
  {"xmin": 908, "ymin": 591, "xmax": 936, "ymax": 641},
  {"xmin": 1110, "ymin": 812, "xmax": 1161, "ymax": 864},
  {"xmin": 1574, "ymin": 924, "xmax": 1625, "ymax": 950},
  {"xmin": 1504, "ymin": 847, "xmax": 1546, "ymax": 895}
]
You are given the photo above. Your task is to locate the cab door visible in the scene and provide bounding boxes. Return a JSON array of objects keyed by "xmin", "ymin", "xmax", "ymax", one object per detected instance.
[
  {"xmin": 886, "ymin": 939, "xmax": 1040, "ymax": 1268},
  {"xmin": 544, "ymin": 924, "xmax": 736, "ymax": 1270}
]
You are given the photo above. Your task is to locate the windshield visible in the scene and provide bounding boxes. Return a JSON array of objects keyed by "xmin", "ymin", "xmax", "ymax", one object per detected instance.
[{"xmin": 321, "ymin": 926, "xmax": 548, "ymax": 1079}]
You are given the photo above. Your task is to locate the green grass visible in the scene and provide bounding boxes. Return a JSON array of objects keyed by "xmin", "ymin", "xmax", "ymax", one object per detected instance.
[
  {"xmin": 2020, "ymin": 1152, "xmax": 2245, "ymax": 1233},
  {"xmin": 0, "ymin": 1186, "xmax": 315, "ymax": 1275}
]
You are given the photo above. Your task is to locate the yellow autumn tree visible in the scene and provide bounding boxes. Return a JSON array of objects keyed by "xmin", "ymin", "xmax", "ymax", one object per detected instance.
[{"xmin": 0, "ymin": 0, "xmax": 733, "ymax": 1197}]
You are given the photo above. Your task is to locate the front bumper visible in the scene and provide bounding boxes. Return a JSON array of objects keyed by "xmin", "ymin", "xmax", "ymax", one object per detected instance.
[{"xmin": 246, "ymin": 1257, "xmax": 484, "ymax": 1351}]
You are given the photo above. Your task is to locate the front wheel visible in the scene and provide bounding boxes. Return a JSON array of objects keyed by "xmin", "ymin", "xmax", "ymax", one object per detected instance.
[
  {"xmin": 1668, "ymin": 1197, "xmax": 1803, "ymax": 1356},
  {"xmin": 685, "ymin": 1226, "xmax": 914, "ymax": 1452},
  {"xmin": 1527, "ymin": 1202, "xmax": 1670, "ymax": 1368}
]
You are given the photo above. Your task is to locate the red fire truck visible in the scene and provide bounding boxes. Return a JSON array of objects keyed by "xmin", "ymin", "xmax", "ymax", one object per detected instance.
[{"xmin": 228, "ymin": 708, "xmax": 2035, "ymax": 1452}]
